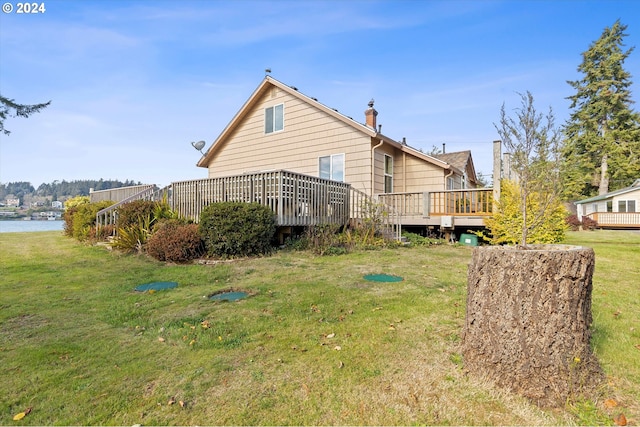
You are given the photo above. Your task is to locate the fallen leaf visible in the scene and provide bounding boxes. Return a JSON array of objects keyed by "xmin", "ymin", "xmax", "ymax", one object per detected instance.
[
  {"xmin": 634, "ymin": 344, "xmax": 640, "ymax": 351},
  {"xmin": 334, "ymin": 345, "xmax": 341, "ymax": 351},
  {"xmin": 614, "ymin": 413, "xmax": 627, "ymax": 426},
  {"xmin": 613, "ymin": 310, "xmax": 621, "ymax": 318},
  {"xmin": 13, "ymin": 412, "xmax": 26, "ymax": 421},
  {"xmin": 326, "ymin": 333, "xmax": 335, "ymax": 339},
  {"xmin": 201, "ymin": 320, "xmax": 210, "ymax": 329},
  {"xmin": 158, "ymin": 337, "xmax": 166, "ymax": 343},
  {"xmin": 24, "ymin": 408, "xmax": 32, "ymax": 416},
  {"xmin": 604, "ymin": 398, "xmax": 618, "ymax": 409},
  {"xmin": 338, "ymin": 361, "xmax": 344, "ymax": 369},
  {"xmin": 179, "ymin": 400, "xmax": 186, "ymax": 408},
  {"xmin": 168, "ymin": 397, "xmax": 176, "ymax": 405},
  {"xmin": 389, "ymin": 324, "xmax": 396, "ymax": 330}
]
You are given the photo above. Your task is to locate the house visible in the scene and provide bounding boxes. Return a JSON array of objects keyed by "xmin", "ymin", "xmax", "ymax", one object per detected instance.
[
  {"xmin": 575, "ymin": 179, "xmax": 640, "ymax": 229},
  {"xmin": 6, "ymin": 198, "xmax": 20, "ymax": 208},
  {"xmin": 193, "ymin": 76, "xmax": 489, "ymax": 230},
  {"xmin": 95, "ymin": 77, "xmax": 492, "ymax": 236},
  {"xmin": 197, "ymin": 76, "xmax": 479, "ymax": 196}
]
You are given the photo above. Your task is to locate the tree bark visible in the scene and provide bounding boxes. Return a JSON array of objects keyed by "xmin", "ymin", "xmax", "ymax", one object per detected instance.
[
  {"xmin": 599, "ymin": 153, "xmax": 609, "ymax": 195},
  {"xmin": 462, "ymin": 245, "xmax": 603, "ymax": 407}
]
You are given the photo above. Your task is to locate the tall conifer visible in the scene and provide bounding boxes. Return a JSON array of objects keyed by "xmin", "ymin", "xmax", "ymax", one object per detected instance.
[{"xmin": 562, "ymin": 20, "xmax": 640, "ymax": 198}]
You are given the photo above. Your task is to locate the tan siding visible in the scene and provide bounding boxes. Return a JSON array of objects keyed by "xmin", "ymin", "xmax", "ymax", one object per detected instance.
[
  {"xmin": 207, "ymin": 90, "xmax": 373, "ymax": 193},
  {"xmin": 402, "ymin": 155, "xmax": 446, "ymax": 192}
]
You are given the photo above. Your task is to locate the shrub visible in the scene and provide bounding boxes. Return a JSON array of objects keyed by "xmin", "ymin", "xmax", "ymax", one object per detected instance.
[
  {"xmin": 63, "ymin": 196, "xmax": 91, "ymax": 237},
  {"xmin": 199, "ymin": 202, "xmax": 276, "ymax": 258},
  {"xmin": 116, "ymin": 200, "xmax": 158, "ymax": 230},
  {"xmin": 305, "ymin": 223, "xmax": 344, "ymax": 255},
  {"xmin": 67, "ymin": 201, "xmax": 114, "ymax": 242},
  {"xmin": 111, "ymin": 213, "xmax": 153, "ymax": 253},
  {"xmin": 63, "ymin": 205, "xmax": 79, "ymax": 237},
  {"xmin": 565, "ymin": 214, "xmax": 582, "ymax": 231},
  {"xmin": 146, "ymin": 220, "xmax": 204, "ymax": 262},
  {"xmin": 64, "ymin": 195, "xmax": 90, "ymax": 210},
  {"xmin": 478, "ymin": 180, "xmax": 569, "ymax": 245},
  {"xmin": 564, "ymin": 214, "xmax": 598, "ymax": 231},
  {"xmin": 582, "ymin": 216, "xmax": 598, "ymax": 230},
  {"xmin": 401, "ymin": 231, "xmax": 443, "ymax": 246}
]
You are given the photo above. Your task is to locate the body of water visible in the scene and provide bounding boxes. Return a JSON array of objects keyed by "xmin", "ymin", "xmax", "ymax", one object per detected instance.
[{"xmin": 0, "ymin": 220, "xmax": 65, "ymax": 233}]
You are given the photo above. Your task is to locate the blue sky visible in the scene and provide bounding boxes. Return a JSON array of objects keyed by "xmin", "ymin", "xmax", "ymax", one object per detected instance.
[{"xmin": 1, "ymin": 0, "xmax": 639, "ymax": 188}]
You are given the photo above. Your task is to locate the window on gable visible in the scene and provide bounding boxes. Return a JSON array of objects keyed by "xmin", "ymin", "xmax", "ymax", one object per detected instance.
[
  {"xmin": 384, "ymin": 154, "xmax": 393, "ymax": 193},
  {"xmin": 319, "ymin": 154, "xmax": 344, "ymax": 182},
  {"xmin": 265, "ymin": 104, "xmax": 284, "ymax": 134}
]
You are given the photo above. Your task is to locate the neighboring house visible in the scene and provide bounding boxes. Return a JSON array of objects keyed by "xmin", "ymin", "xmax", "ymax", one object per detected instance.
[
  {"xmin": 575, "ymin": 179, "xmax": 640, "ymax": 229},
  {"xmin": 6, "ymin": 198, "xmax": 20, "ymax": 208},
  {"xmin": 197, "ymin": 76, "xmax": 479, "ymax": 198},
  {"xmin": 52, "ymin": 201, "xmax": 64, "ymax": 209}
]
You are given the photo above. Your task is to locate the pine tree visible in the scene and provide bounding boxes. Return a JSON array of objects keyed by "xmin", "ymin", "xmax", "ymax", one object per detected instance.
[
  {"xmin": 0, "ymin": 95, "xmax": 51, "ymax": 135},
  {"xmin": 561, "ymin": 20, "xmax": 640, "ymax": 199}
]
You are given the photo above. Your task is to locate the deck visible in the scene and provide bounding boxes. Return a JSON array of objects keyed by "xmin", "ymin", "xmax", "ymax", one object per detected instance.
[
  {"xmin": 171, "ymin": 170, "xmax": 351, "ymax": 227},
  {"xmin": 93, "ymin": 171, "xmax": 494, "ymax": 237},
  {"xmin": 584, "ymin": 212, "xmax": 640, "ymax": 229},
  {"xmin": 378, "ymin": 188, "xmax": 493, "ymax": 228}
]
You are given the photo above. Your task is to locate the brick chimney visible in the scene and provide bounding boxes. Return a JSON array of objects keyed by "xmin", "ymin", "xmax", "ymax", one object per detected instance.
[{"xmin": 364, "ymin": 99, "xmax": 378, "ymax": 130}]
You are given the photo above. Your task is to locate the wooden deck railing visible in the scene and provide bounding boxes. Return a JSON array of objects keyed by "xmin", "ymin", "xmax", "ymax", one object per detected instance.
[
  {"xmin": 90, "ymin": 184, "xmax": 156, "ymax": 203},
  {"xmin": 171, "ymin": 170, "xmax": 351, "ymax": 227},
  {"xmin": 586, "ymin": 212, "xmax": 640, "ymax": 228},
  {"xmin": 377, "ymin": 188, "xmax": 493, "ymax": 218},
  {"xmin": 94, "ymin": 175, "xmax": 489, "ymax": 239},
  {"xmin": 95, "ymin": 185, "xmax": 160, "ymax": 229},
  {"xmin": 350, "ymin": 188, "xmax": 402, "ymax": 240}
]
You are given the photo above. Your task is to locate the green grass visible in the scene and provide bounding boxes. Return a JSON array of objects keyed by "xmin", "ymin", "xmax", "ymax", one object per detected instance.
[{"xmin": 0, "ymin": 230, "xmax": 638, "ymax": 425}]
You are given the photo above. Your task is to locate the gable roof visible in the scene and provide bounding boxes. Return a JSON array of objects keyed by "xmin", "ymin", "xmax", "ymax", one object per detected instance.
[
  {"xmin": 433, "ymin": 150, "xmax": 478, "ymax": 184},
  {"xmin": 575, "ymin": 179, "xmax": 640, "ymax": 204},
  {"xmin": 197, "ymin": 76, "xmax": 455, "ymax": 172}
]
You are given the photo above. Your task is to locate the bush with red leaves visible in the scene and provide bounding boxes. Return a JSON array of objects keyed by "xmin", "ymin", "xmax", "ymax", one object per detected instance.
[{"xmin": 146, "ymin": 220, "xmax": 204, "ymax": 263}]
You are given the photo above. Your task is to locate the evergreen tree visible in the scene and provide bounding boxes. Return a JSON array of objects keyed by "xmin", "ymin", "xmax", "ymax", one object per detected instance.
[
  {"xmin": 561, "ymin": 20, "xmax": 640, "ymax": 199},
  {"xmin": 0, "ymin": 95, "xmax": 51, "ymax": 135}
]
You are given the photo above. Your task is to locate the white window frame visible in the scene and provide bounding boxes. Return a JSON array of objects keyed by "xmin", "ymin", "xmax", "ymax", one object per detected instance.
[
  {"xmin": 265, "ymin": 103, "xmax": 284, "ymax": 134},
  {"xmin": 384, "ymin": 154, "xmax": 393, "ymax": 193},
  {"xmin": 319, "ymin": 153, "xmax": 345, "ymax": 182},
  {"xmin": 618, "ymin": 199, "xmax": 636, "ymax": 213},
  {"xmin": 447, "ymin": 176, "xmax": 455, "ymax": 190}
]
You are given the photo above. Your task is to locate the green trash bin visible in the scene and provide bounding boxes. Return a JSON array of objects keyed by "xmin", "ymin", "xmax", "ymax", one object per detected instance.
[{"xmin": 460, "ymin": 233, "xmax": 478, "ymax": 246}]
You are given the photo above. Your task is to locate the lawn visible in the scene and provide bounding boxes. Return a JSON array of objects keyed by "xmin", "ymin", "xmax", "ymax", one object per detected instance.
[{"xmin": 0, "ymin": 230, "xmax": 638, "ymax": 425}]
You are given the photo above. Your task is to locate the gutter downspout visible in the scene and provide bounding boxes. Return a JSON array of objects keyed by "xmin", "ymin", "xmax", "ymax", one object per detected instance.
[
  {"xmin": 444, "ymin": 168, "xmax": 454, "ymax": 190},
  {"xmin": 371, "ymin": 138, "xmax": 384, "ymax": 195}
]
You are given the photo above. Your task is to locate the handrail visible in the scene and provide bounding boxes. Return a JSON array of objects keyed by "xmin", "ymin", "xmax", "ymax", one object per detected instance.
[
  {"xmin": 378, "ymin": 188, "xmax": 493, "ymax": 218},
  {"xmin": 89, "ymin": 184, "xmax": 156, "ymax": 203},
  {"xmin": 95, "ymin": 185, "xmax": 159, "ymax": 230},
  {"xmin": 349, "ymin": 187, "xmax": 402, "ymax": 240},
  {"xmin": 587, "ymin": 212, "xmax": 640, "ymax": 227}
]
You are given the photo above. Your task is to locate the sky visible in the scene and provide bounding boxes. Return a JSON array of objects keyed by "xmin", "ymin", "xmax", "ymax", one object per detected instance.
[{"xmin": 1, "ymin": 0, "xmax": 639, "ymax": 189}]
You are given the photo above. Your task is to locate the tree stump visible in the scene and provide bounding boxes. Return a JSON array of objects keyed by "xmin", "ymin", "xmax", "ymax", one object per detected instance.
[{"xmin": 462, "ymin": 245, "xmax": 603, "ymax": 407}]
